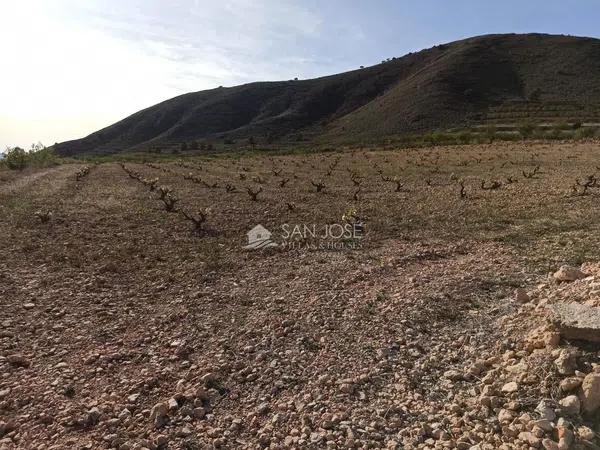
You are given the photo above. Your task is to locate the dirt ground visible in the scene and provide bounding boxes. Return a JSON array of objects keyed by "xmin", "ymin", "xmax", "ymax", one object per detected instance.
[{"xmin": 1, "ymin": 141, "xmax": 600, "ymax": 449}]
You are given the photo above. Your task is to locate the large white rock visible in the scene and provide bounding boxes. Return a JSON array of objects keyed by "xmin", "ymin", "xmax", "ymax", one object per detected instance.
[
  {"xmin": 551, "ymin": 303, "xmax": 600, "ymax": 343},
  {"xmin": 553, "ymin": 265, "xmax": 587, "ymax": 282},
  {"xmin": 559, "ymin": 395, "xmax": 580, "ymax": 415}
]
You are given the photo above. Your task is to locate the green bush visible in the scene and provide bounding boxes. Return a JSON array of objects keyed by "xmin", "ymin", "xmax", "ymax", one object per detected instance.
[
  {"xmin": 457, "ymin": 131, "xmax": 472, "ymax": 144},
  {"xmin": 28, "ymin": 143, "xmax": 57, "ymax": 167},
  {"xmin": 518, "ymin": 122, "xmax": 535, "ymax": 139},
  {"xmin": 2, "ymin": 147, "xmax": 28, "ymax": 170},
  {"xmin": 1, "ymin": 143, "xmax": 56, "ymax": 170}
]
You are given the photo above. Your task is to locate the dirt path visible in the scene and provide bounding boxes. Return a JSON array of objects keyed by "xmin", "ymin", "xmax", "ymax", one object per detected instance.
[{"xmin": 0, "ymin": 166, "xmax": 78, "ymax": 197}]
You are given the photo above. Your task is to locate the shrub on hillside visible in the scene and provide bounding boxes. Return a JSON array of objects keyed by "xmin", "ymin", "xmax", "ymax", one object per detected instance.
[
  {"xmin": 484, "ymin": 125, "xmax": 497, "ymax": 143},
  {"xmin": 1, "ymin": 143, "xmax": 56, "ymax": 170},
  {"xmin": 2, "ymin": 147, "xmax": 27, "ymax": 170},
  {"xmin": 575, "ymin": 127, "xmax": 597, "ymax": 139},
  {"xmin": 519, "ymin": 122, "xmax": 535, "ymax": 139},
  {"xmin": 547, "ymin": 128, "xmax": 563, "ymax": 140},
  {"xmin": 457, "ymin": 131, "xmax": 472, "ymax": 144},
  {"xmin": 28, "ymin": 143, "xmax": 57, "ymax": 167}
]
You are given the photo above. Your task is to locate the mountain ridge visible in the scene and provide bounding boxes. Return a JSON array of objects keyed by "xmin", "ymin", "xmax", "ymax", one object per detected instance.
[{"xmin": 55, "ymin": 33, "xmax": 600, "ymax": 155}]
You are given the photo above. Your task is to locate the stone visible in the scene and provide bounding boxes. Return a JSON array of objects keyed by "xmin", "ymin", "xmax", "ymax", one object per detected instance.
[
  {"xmin": 558, "ymin": 434, "xmax": 573, "ymax": 450},
  {"xmin": 167, "ymin": 397, "xmax": 179, "ymax": 411},
  {"xmin": 553, "ymin": 265, "xmax": 587, "ymax": 282},
  {"xmin": 0, "ymin": 421, "xmax": 16, "ymax": 438},
  {"xmin": 577, "ymin": 426, "xmax": 595, "ymax": 440},
  {"xmin": 531, "ymin": 419, "xmax": 554, "ymax": 432},
  {"xmin": 193, "ymin": 407, "xmax": 206, "ymax": 419},
  {"xmin": 177, "ymin": 426, "xmax": 192, "ymax": 437},
  {"xmin": 554, "ymin": 349, "xmax": 578, "ymax": 375},
  {"xmin": 501, "ymin": 382, "xmax": 519, "ymax": 394},
  {"xmin": 155, "ymin": 435, "xmax": 169, "ymax": 448},
  {"xmin": 544, "ymin": 332, "xmax": 561, "ymax": 348},
  {"xmin": 179, "ymin": 406, "xmax": 193, "ymax": 418},
  {"xmin": 579, "ymin": 373, "xmax": 600, "ymax": 414},
  {"xmin": 559, "ymin": 377, "xmax": 582, "ymax": 392},
  {"xmin": 87, "ymin": 407, "xmax": 101, "ymax": 426},
  {"xmin": 551, "ymin": 303, "xmax": 600, "ymax": 342},
  {"xmin": 102, "ymin": 434, "xmax": 118, "ymax": 444},
  {"xmin": 518, "ymin": 431, "xmax": 541, "ymax": 446},
  {"xmin": 193, "ymin": 384, "xmax": 208, "ymax": 401},
  {"xmin": 506, "ymin": 361, "xmax": 528, "ymax": 374},
  {"xmin": 201, "ymin": 372, "xmax": 216, "ymax": 385},
  {"xmin": 535, "ymin": 400, "xmax": 556, "ymax": 421},
  {"xmin": 150, "ymin": 402, "xmax": 168, "ymax": 429},
  {"xmin": 498, "ymin": 409, "xmax": 514, "ymax": 423},
  {"xmin": 320, "ymin": 413, "xmax": 334, "ymax": 430},
  {"xmin": 515, "ymin": 288, "xmax": 530, "ymax": 303},
  {"xmin": 443, "ymin": 369, "xmax": 462, "ymax": 381},
  {"xmin": 557, "ymin": 419, "xmax": 574, "ymax": 450},
  {"xmin": 558, "ymin": 395, "xmax": 580, "ymax": 415},
  {"xmin": 257, "ymin": 402, "xmax": 269, "ymax": 415},
  {"xmin": 542, "ymin": 439, "xmax": 560, "ymax": 450},
  {"xmin": 23, "ymin": 303, "xmax": 35, "ymax": 309},
  {"xmin": 7, "ymin": 354, "xmax": 30, "ymax": 368}
]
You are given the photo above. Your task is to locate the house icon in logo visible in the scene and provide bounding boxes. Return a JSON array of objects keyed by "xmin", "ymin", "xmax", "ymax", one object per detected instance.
[{"xmin": 244, "ymin": 224, "xmax": 278, "ymax": 250}]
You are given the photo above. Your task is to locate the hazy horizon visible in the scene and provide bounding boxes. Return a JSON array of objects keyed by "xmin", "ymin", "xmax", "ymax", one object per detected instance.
[{"xmin": 3, "ymin": 0, "xmax": 600, "ymax": 151}]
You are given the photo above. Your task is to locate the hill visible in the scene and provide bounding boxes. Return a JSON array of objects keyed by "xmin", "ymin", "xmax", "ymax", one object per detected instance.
[{"xmin": 55, "ymin": 33, "xmax": 600, "ymax": 155}]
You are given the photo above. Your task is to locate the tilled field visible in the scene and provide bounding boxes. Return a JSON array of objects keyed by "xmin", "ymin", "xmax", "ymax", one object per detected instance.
[{"xmin": 1, "ymin": 141, "xmax": 600, "ymax": 449}]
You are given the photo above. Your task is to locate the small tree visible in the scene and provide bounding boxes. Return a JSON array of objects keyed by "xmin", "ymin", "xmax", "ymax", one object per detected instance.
[{"xmin": 2, "ymin": 147, "xmax": 27, "ymax": 170}]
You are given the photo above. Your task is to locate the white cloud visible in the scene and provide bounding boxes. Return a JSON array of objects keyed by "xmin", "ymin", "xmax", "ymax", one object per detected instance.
[{"xmin": 0, "ymin": 0, "xmax": 353, "ymax": 149}]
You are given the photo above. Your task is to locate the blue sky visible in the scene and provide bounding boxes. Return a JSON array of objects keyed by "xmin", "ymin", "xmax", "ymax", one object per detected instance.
[{"xmin": 2, "ymin": 0, "xmax": 599, "ymax": 150}]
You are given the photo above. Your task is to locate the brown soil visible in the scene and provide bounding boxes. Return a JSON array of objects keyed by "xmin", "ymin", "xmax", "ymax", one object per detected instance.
[{"xmin": 2, "ymin": 140, "xmax": 600, "ymax": 449}]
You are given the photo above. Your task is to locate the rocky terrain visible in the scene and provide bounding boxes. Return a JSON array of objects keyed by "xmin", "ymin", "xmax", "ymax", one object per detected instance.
[{"xmin": 1, "ymin": 141, "xmax": 600, "ymax": 449}]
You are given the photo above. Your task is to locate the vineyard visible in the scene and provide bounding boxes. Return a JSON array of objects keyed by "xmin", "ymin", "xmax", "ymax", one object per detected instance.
[{"xmin": 2, "ymin": 140, "xmax": 600, "ymax": 448}]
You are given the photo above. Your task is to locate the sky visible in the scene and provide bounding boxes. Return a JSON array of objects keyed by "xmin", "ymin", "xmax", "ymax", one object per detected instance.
[{"xmin": 1, "ymin": 0, "xmax": 599, "ymax": 150}]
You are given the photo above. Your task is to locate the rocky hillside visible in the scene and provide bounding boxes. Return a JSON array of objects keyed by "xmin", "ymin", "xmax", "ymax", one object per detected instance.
[
  {"xmin": 444, "ymin": 264, "xmax": 600, "ymax": 449},
  {"xmin": 55, "ymin": 33, "xmax": 600, "ymax": 155}
]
